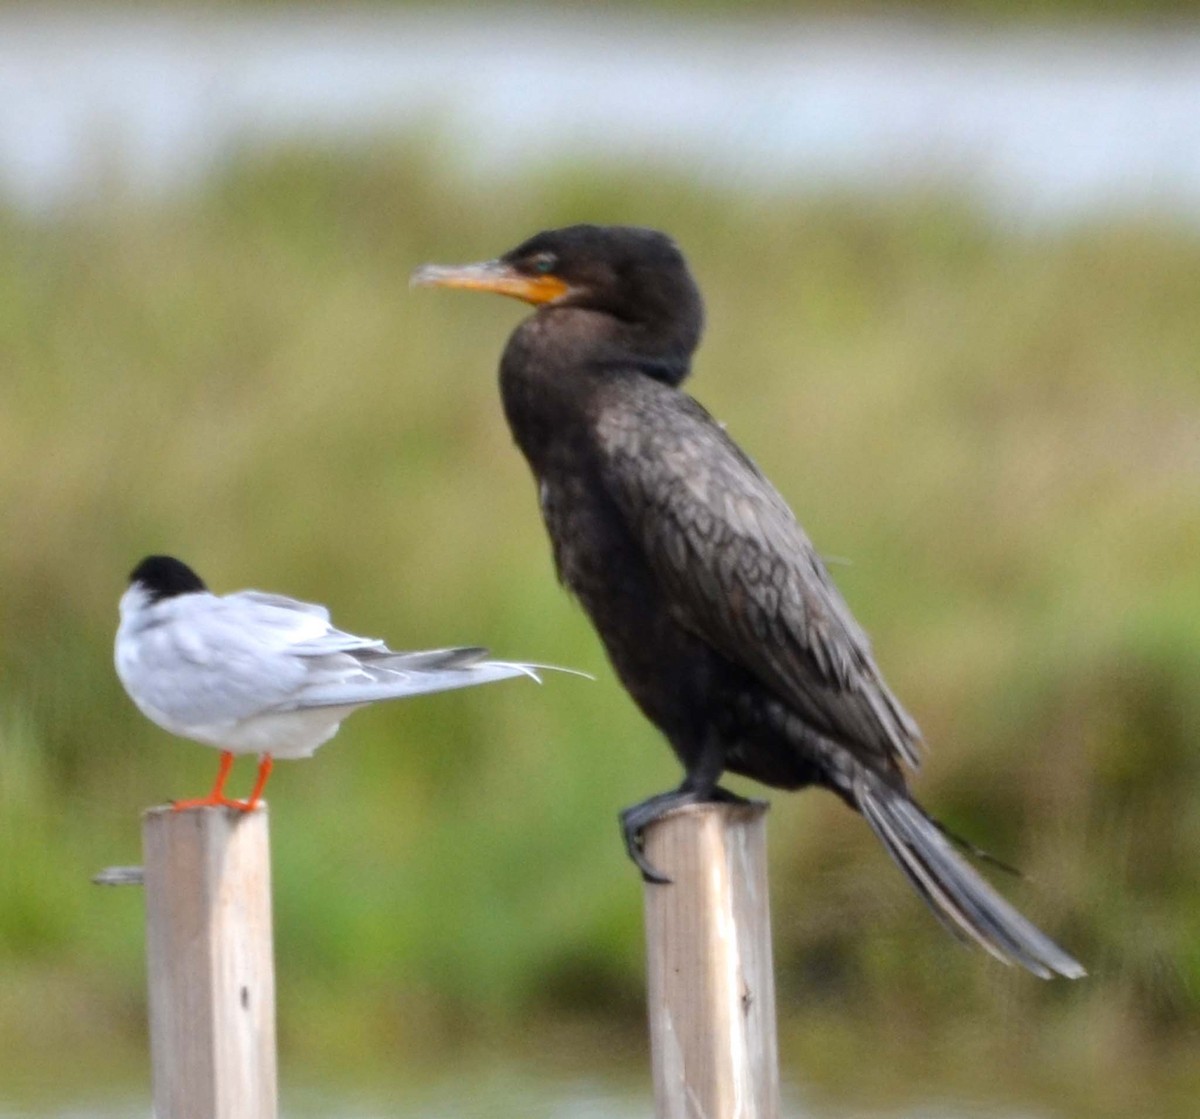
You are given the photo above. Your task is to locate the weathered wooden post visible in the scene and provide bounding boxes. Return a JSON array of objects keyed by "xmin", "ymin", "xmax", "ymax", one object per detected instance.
[
  {"xmin": 641, "ymin": 801, "xmax": 781, "ymax": 1119},
  {"xmin": 141, "ymin": 805, "xmax": 278, "ymax": 1119}
]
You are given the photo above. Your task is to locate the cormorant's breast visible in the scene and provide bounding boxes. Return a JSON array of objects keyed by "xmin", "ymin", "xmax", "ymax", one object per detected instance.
[{"xmin": 499, "ymin": 308, "xmax": 613, "ymax": 476}]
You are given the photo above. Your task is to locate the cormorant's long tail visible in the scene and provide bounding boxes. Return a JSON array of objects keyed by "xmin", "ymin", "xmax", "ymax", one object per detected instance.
[{"xmin": 855, "ymin": 773, "xmax": 1085, "ymax": 980}]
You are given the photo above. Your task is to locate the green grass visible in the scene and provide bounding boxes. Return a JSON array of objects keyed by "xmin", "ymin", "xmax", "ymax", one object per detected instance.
[{"xmin": 1, "ymin": 147, "xmax": 1199, "ymax": 1111}]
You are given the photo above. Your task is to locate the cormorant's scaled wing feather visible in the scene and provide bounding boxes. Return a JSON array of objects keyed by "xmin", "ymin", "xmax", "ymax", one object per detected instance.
[{"xmin": 594, "ymin": 384, "xmax": 922, "ymax": 773}]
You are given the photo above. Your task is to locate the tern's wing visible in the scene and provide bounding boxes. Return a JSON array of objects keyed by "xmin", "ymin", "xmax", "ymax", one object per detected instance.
[
  {"xmin": 118, "ymin": 596, "xmax": 311, "ymax": 730},
  {"xmin": 221, "ymin": 591, "xmax": 389, "ymax": 656},
  {"xmin": 233, "ymin": 590, "xmax": 332, "ymax": 620}
]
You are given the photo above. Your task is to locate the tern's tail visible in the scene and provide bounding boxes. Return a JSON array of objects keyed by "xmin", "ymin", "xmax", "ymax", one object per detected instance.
[
  {"xmin": 377, "ymin": 646, "xmax": 492, "ymax": 671},
  {"xmin": 855, "ymin": 772, "xmax": 1085, "ymax": 980},
  {"xmin": 295, "ymin": 646, "xmax": 588, "ymax": 709}
]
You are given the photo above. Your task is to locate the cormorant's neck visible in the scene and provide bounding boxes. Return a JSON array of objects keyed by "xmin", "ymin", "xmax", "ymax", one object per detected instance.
[
  {"xmin": 537, "ymin": 306, "xmax": 698, "ymax": 386},
  {"xmin": 498, "ymin": 305, "xmax": 704, "ymax": 477}
]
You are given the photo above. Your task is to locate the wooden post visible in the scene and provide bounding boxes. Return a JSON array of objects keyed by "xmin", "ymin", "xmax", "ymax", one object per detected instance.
[
  {"xmin": 142, "ymin": 805, "xmax": 278, "ymax": 1119},
  {"xmin": 641, "ymin": 801, "xmax": 781, "ymax": 1119}
]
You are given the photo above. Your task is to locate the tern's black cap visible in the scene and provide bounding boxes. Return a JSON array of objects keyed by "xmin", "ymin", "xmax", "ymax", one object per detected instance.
[{"xmin": 129, "ymin": 555, "xmax": 207, "ymax": 601}]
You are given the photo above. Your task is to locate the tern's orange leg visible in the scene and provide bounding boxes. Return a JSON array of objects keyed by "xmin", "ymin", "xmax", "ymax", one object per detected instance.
[
  {"xmin": 172, "ymin": 751, "xmax": 261, "ymax": 812},
  {"xmin": 240, "ymin": 754, "xmax": 274, "ymax": 811}
]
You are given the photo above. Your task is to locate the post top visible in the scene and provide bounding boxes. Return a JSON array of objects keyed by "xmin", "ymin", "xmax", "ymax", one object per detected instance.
[
  {"xmin": 645, "ymin": 797, "xmax": 770, "ymax": 829},
  {"xmin": 141, "ymin": 802, "xmax": 270, "ymax": 821}
]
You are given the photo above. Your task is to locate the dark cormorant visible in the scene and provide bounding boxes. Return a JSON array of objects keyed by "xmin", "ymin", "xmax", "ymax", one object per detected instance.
[{"xmin": 412, "ymin": 225, "xmax": 1084, "ymax": 979}]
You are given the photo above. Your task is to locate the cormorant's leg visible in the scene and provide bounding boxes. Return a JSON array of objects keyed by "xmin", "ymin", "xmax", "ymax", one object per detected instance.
[
  {"xmin": 620, "ymin": 787, "xmax": 703, "ymax": 883},
  {"xmin": 620, "ymin": 733, "xmax": 756, "ymax": 884}
]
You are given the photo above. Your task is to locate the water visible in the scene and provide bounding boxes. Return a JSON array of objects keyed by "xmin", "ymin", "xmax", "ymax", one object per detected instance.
[
  {"xmin": 0, "ymin": 1046, "xmax": 1056, "ymax": 1119},
  {"xmin": 0, "ymin": 1074, "xmax": 1046, "ymax": 1119},
  {"xmin": 3, "ymin": 7, "xmax": 1200, "ymax": 222}
]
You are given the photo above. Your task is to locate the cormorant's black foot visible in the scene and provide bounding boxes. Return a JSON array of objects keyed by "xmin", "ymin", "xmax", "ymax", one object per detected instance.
[
  {"xmin": 706, "ymin": 785, "xmax": 759, "ymax": 807},
  {"xmin": 619, "ymin": 784, "xmax": 755, "ymax": 884}
]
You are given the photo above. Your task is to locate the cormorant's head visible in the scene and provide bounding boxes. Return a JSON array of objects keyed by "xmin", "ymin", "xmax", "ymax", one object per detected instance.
[{"xmin": 412, "ymin": 225, "xmax": 704, "ymax": 382}]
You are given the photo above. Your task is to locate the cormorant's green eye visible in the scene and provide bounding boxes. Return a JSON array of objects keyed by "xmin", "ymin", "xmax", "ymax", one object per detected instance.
[{"xmin": 530, "ymin": 253, "xmax": 557, "ymax": 275}]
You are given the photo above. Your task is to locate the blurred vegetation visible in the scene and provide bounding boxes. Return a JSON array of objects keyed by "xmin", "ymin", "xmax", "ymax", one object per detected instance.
[{"xmin": 0, "ymin": 146, "xmax": 1199, "ymax": 1114}]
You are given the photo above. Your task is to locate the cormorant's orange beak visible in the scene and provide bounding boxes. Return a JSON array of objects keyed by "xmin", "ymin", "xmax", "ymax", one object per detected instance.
[{"xmin": 410, "ymin": 260, "xmax": 569, "ymax": 306}]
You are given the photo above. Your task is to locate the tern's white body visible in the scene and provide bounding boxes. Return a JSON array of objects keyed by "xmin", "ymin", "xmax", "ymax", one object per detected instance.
[{"xmin": 115, "ymin": 581, "xmax": 541, "ymax": 760}]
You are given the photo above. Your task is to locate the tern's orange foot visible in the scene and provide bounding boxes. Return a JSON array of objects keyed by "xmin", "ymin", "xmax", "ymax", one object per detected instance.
[{"xmin": 171, "ymin": 795, "xmax": 261, "ymax": 812}]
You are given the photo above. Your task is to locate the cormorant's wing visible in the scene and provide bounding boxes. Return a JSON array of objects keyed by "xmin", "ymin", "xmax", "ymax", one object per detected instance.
[{"xmin": 594, "ymin": 379, "xmax": 922, "ymax": 773}]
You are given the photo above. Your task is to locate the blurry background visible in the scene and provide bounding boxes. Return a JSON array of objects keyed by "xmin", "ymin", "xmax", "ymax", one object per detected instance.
[{"xmin": 2, "ymin": 4, "xmax": 1199, "ymax": 1117}]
